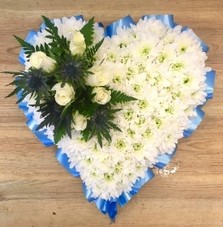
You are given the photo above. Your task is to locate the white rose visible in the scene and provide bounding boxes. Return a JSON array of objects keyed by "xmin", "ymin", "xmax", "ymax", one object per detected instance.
[
  {"xmin": 69, "ymin": 31, "xmax": 86, "ymax": 55},
  {"xmin": 92, "ymin": 87, "xmax": 111, "ymax": 105},
  {"xmin": 29, "ymin": 51, "xmax": 56, "ymax": 73},
  {"xmin": 51, "ymin": 82, "xmax": 75, "ymax": 106},
  {"xmin": 72, "ymin": 111, "xmax": 87, "ymax": 131},
  {"xmin": 85, "ymin": 66, "xmax": 110, "ymax": 87}
]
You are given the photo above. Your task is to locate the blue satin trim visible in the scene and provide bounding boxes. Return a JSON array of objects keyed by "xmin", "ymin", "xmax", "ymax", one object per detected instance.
[
  {"xmin": 56, "ymin": 148, "xmax": 154, "ymax": 220},
  {"xmin": 26, "ymin": 118, "xmax": 54, "ymax": 147},
  {"xmin": 86, "ymin": 195, "xmax": 118, "ymax": 220},
  {"xmin": 205, "ymin": 70, "xmax": 216, "ymax": 100},
  {"xmin": 105, "ymin": 15, "xmax": 135, "ymax": 37},
  {"xmin": 17, "ymin": 91, "xmax": 54, "ymax": 147},
  {"xmin": 181, "ymin": 26, "xmax": 209, "ymax": 53},
  {"xmin": 17, "ymin": 14, "xmax": 215, "ymax": 220},
  {"xmin": 118, "ymin": 168, "xmax": 154, "ymax": 206},
  {"xmin": 183, "ymin": 106, "xmax": 205, "ymax": 138},
  {"xmin": 56, "ymin": 149, "xmax": 80, "ymax": 177},
  {"xmin": 82, "ymin": 167, "xmax": 154, "ymax": 220},
  {"xmin": 155, "ymin": 147, "xmax": 177, "ymax": 169}
]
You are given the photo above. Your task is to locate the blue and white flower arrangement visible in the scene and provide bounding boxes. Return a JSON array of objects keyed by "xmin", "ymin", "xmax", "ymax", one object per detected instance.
[{"xmin": 5, "ymin": 14, "xmax": 215, "ymax": 220}]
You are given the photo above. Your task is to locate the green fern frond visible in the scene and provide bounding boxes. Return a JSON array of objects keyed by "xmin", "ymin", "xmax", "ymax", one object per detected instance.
[
  {"xmin": 14, "ymin": 35, "xmax": 35, "ymax": 58},
  {"xmin": 110, "ymin": 90, "xmax": 137, "ymax": 105},
  {"xmin": 80, "ymin": 17, "xmax": 95, "ymax": 46}
]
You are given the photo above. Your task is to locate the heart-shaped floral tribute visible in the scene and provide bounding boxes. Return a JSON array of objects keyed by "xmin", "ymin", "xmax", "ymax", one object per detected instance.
[{"xmin": 6, "ymin": 14, "xmax": 215, "ymax": 220}]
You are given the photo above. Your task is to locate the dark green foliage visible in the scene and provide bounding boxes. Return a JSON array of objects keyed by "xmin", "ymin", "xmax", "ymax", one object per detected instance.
[
  {"xmin": 85, "ymin": 38, "xmax": 104, "ymax": 67},
  {"xmin": 6, "ymin": 69, "xmax": 51, "ymax": 104},
  {"xmin": 35, "ymin": 43, "xmax": 51, "ymax": 56},
  {"xmin": 110, "ymin": 90, "xmax": 137, "ymax": 105},
  {"xmin": 36, "ymin": 98, "xmax": 73, "ymax": 143},
  {"xmin": 82, "ymin": 106, "xmax": 121, "ymax": 147},
  {"xmin": 42, "ymin": 16, "xmax": 70, "ymax": 60},
  {"xmin": 36, "ymin": 99, "xmax": 63, "ymax": 130},
  {"xmin": 6, "ymin": 15, "xmax": 137, "ymax": 146},
  {"xmin": 80, "ymin": 17, "xmax": 94, "ymax": 46},
  {"xmin": 58, "ymin": 56, "xmax": 91, "ymax": 89},
  {"xmin": 14, "ymin": 36, "xmax": 35, "ymax": 58}
]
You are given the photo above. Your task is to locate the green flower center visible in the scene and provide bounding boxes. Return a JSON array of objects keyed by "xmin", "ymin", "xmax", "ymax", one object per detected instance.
[
  {"xmin": 172, "ymin": 62, "xmax": 184, "ymax": 71},
  {"xmin": 115, "ymin": 139, "xmax": 126, "ymax": 150},
  {"xmin": 133, "ymin": 142, "xmax": 143, "ymax": 151}
]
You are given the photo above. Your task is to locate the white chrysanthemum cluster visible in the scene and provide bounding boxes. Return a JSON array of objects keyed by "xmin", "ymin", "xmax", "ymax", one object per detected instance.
[{"xmin": 26, "ymin": 17, "xmax": 209, "ymax": 200}]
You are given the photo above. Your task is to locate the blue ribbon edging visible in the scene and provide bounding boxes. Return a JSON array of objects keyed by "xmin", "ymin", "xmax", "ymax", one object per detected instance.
[
  {"xmin": 105, "ymin": 15, "xmax": 135, "ymax": 37},
  {"xmin": 56, "ymin": 145, "xmax": 154, "ymax": 220},
  {"xmin": 17, "ymin": 91, "xmax": 54, "ymax": 147},
  {"xmin": 17, "ymin": 14, "xmax": 215, "ymax": 220}
]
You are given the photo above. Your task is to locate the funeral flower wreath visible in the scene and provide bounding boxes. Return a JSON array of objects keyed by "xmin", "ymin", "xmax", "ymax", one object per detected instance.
[{"xmin": 5, "ymin": 14, "xmax": 215, "ymax": 220}]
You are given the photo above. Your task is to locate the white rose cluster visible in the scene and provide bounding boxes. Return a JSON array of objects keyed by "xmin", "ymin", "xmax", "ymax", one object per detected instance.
[
  {"xmin": 92, "ymin": 87, "xmax": 111, "ymax": 105},
  {"xmin": 29, "ymin": 51, "xmax": 56, "ymax": 73},
  {"xmin": 85, "ymin": 65, "xmax": 110, "ymax": 86},
  {"xmin": 69, "ymin": 31, "xmax": 86, "ymax": 55},
  {"xmin": 72, "ymin": 111, "xmax": 88, "ymax": 131},
  {"xmin": 27, "ymin": 17, "xmax": 209, "ymax": 200},
  {"xmin": 51, "ymin": 82, "xmax": 75, "ymax": 106}
]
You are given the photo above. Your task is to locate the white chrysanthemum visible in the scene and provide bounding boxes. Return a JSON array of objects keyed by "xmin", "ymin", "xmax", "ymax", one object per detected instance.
[
  {"xmin": 54, "ymin": 17, "xmax": 86, "ymax": 39},
  {"xmin": 25, "ymin": 17, "xmax": 209, "ymax": 200}
]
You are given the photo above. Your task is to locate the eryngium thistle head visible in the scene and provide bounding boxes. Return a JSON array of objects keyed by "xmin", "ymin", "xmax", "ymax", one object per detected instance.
[
  {"xmin": 60, "ymin": 59, "xmax": 83, "ymax": 83},
  {"xmin": 90, "ymin": 108, "xmax": 107, "ymax": 128},
  {"xmin": 26, "ymin": 69, "xmax": 47, "ymax": 91}
]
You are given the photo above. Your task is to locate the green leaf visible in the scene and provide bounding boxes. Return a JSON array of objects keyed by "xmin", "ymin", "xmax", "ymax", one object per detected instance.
[
  {"xmin": 80, "ymin": 17, "xmax": 94, "ymax": 46},
  {"xmin": 54, "ymin": 125, "xmax": 66, "ymax": 144},
  {"xmin": 85, "ymin": 38, "xmax": 104, "ymax": 66},
  {"xmin": 42, "ymin": 16, "xmax": 58, "ymax": 33},
  {"xmin": 107, "ymin": 108, "xmax": 122, "ymax": 114},
  {"xmin": 14, "ymin": 35, "xmax": 35, "ymax": 57},
  {"xmin": 81, "ymin": 128, "xmax": 90, "ymax": 142},
  {"xmin": 94, "ymin": 38, "xmax": 104, "ymax": 52},
  {"xmin": 110, "ymin": 90, "xmax": 137, "ymax": 105},
  {"xmin": 5, "ymin": 86, "xmax": 21, "ymax": 98},
  {"xmin": 96, "ymin": 131, "xmax": 103, "ymax": 148},
  {"xmin": 107, "ymin": 121, "xmax": 122, "ymax": 132},
  {"xmin": 41, "ymin": 15, "xmax": 69, "ymax": 56},
  {"xmin": 100, "ymin": 125, "xmax": 112, "ymax": 142},
  {"xmin": 79, "ymin": 105, "xmax": 123, "ymax": 147},
  {"xmin": 8, "ymin": 16, "xmax": 135, "ymax": 148},
  {"xmin": 86, "ymin": 38, "xmax": 104, "ymax": 57},
  {"xmin": 63, "ymin": 115, "xmax": 72, "ymax": 139},
  {"xmin": 61, "ymin": 100, "xmax": 75, "ymax": 116}
]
